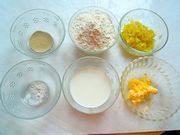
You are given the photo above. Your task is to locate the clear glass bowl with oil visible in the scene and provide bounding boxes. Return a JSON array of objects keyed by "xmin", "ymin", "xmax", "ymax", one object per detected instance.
[{"xmin": 10, "ymin": 9, "xmax": 65, "ymax": 58}]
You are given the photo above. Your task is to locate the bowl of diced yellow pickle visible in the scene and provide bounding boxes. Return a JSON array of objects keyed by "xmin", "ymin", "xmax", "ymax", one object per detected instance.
[{"xmin": 119, "ymin": 9, "xmax": 169, "ymax": 56}]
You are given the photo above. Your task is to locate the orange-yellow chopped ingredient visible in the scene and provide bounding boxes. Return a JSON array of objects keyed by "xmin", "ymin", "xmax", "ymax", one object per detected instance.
[
  {"xmin": 121, "ymin": 21, "xmax": 155, "ymax": 52},
  {"xmin": 127, "ymin": 75, "xmax": 158, "ymax": 106}
]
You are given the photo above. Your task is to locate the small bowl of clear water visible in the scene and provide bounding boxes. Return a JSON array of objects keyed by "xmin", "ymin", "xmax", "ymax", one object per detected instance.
[{"xmin": 0, "ymin": 60, "xmax": 61, "ymax": 119}]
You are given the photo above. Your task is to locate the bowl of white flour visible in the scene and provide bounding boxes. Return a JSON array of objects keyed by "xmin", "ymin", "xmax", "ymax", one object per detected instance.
[{"xmin": 69, "ymin": 7, "xmax": 118, "ymax": 54}]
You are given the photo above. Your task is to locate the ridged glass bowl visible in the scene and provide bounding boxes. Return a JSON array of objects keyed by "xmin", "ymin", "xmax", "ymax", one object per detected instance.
[
  {"xmin": 119, "ymin": 9, "xmax": 169, "ymax": 56},
  {"xmin": 121, "ymin": 56, "xmax": 180, "ymax": 121},
  {"xmin": 63, "ymin": 56, "xmax": 120, "ymax": 114},
  {"xmin": 0, "ymin": 60, "xmax": 61, "ymax": 119},
  {"xmin": 10, "ymin": 9, "xmax": 65, "ymax": 58}
]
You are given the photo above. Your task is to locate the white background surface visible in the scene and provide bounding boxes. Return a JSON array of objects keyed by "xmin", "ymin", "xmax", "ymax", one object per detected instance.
[{"xmin": 0, "ymin": 0, "xmax": 180, "ymax": 134}]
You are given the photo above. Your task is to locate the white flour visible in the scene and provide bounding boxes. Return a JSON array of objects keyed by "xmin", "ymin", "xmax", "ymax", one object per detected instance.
[{"xmin": 70, "ymin": 9, "xmax": 116, "ymax": 51}]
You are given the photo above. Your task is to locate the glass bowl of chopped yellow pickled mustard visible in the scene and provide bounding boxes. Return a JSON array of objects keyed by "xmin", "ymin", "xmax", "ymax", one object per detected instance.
[
  {"xmin": 10, "ymin": 9, "xmax": 65, "ymax": 58},
  {"xmin": 121, "ymin": 56, "xmax": 180, "ymax": 121},
  {"xmin": 68, "ymin": 7, "xmax": 118, "ymax": 54},
  {"xmin": 119, "ymin": 9, "xmax": 169, "ymax": 56},
  {"xmin": 0, "ymin": 60, "xmax": 61, "ymax": 119}
]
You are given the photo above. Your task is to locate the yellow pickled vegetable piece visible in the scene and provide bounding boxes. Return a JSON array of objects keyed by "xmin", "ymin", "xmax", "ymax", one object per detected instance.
[
  {"xmin": 121, "ymin": 21, "xmax": 155, "ymax": 52},
  {"xmin": 127, "ymin": 75, "xmax": 158, "ymax": 106}
]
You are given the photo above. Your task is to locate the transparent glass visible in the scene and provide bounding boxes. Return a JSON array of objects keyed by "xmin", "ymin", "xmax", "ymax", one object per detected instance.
[
  {"xmin": 119, "ymin": 9, "xmax": 169, "ymax": 56},
  {"xmin": 62, "ymin": 56, "xmax": 120, "ymax": 114},
  {"xmin": 0, "ymin": 60, "xmax": 61, "ymax": 119},
  {"xmin": 10, "ymin": 9, "xmax": 65, "ymax": 58},
  {"xmin": 121, "ymin": 56, "xmax": 180, "ymax": 121},
  {"xmin": 69, "ymin": 7, "xmax": 118, "ymax": 54}
]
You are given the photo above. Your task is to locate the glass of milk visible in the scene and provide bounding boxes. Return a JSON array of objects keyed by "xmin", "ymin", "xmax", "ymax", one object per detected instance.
[{"xmin": 63, "ymin": 56, "xmax": 120, "ymax": 114}]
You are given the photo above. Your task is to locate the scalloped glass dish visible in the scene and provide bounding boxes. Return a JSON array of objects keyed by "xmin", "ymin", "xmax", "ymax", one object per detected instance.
[{"xmin": 121, "ymin": 56, "xmax": 180, "ymax": 121}]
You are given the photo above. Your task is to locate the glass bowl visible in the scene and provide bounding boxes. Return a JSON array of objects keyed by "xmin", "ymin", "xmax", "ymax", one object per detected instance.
[
  {"xmin": 119, "ymin": 9, "xmax": 169, "ymax": 56},
  {"xmin": 62, "ymin": 56, "xmax": 120, "ymax": 114},
  {"xmin": 68, "ymin": 7, "xmax": 118, "ymax": 54},
  {"xmin": 10, "ymin": 9, "xmax": 65, "ymax": 58},
  {"xmin": 121, "ymin": 56, "xmax": 180, "ymax": 121},
  {"xmin": 0, "ymin": 60, "xmax": 61, "ymax": 119}
]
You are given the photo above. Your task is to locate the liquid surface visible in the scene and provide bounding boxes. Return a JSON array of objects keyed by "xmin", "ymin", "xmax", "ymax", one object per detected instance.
[
  {"xmin": 29, "ymin": 31, "xmax": 53, "ymax": 53},
  {"xmin": 70, "ymin": 67, "xmax": 111, "ymax": 108}
]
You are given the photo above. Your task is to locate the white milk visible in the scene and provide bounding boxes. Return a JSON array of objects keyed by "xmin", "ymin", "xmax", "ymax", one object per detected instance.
[{"xmin": 70, "ymin": 67, "xmax": 111, "ymax": 108}]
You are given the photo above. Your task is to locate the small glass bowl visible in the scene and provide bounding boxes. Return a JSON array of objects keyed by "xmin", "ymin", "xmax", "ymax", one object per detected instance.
[
  {"xmin": 62, "ymin": 56, "xmax": 120, "ymax": 114},
  {"xmin": 121, "ymin": 56, "xmax": 180, "ymax": 121},
  {"xmin": 119, "ymin": 9, "xmax": 169, "ymax": 56},
  {"xmin": 0, "ymin": 60, "xmax": 61, "ymax": 119},
  {"xmin": 10, "ymin": 9, "xmax": 65, "ymax": 58},
  {"xmin": 68, "ymin": 7, "xmax": 118, "ymax": 54}
]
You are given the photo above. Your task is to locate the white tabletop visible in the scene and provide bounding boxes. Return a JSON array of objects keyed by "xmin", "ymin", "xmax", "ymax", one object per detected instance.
[{"xmin": 0, "ymin": 0, "xmax": 180, "ymax": 134}]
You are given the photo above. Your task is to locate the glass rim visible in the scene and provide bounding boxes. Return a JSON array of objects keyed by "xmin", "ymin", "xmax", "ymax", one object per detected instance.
[
  {"xmin": 62, "ymin": 56, "xmax": 120, "ymax": 114},
  {"xmin": 10, "ymin": 8, "xmax": 66, "ymax": 59},
  {"xmin": 68, "ymin": 6, "xmax": 118, "ymax": 54},
  {"xmin": 119, "ymin": 8, "xmax": 169, "ymax": 56},
  {"xmin": 0, "ymin": 59, "xmax": 62, "ymax": 119}
]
